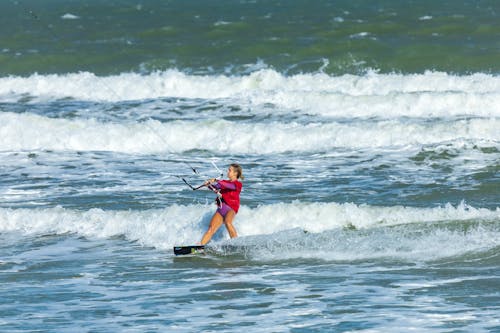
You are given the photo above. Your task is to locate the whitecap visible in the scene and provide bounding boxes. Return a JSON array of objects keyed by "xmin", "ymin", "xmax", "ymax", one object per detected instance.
[{"xmin": 61, "ymin": 13, "xmax": 80, "ymax": 20}]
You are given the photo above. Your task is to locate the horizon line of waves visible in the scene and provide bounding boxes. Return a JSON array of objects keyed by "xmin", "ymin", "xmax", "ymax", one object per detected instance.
[
  {"xmin": 1, "ymin": 112, "xmax": 499, "ymax": 154},
  {"xmin": 0, "ymin": 202, "xmax": 498, "ymax": 262}
]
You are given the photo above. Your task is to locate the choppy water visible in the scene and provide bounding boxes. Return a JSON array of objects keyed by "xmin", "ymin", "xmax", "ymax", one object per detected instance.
[{"xmin": 1, "ymin": 1, "xmax": 499, "ymax": 332}]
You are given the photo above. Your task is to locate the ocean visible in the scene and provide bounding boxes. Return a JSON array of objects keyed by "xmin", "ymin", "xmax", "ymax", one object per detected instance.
[{"xmin": 1, "ymin": 0, "xmax": 499, "ymax": 332}]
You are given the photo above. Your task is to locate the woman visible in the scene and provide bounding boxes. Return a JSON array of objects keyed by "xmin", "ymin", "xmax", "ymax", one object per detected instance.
[{"xmin": 200, "ymin": 163, "xmax": 244, "ymax": 245}]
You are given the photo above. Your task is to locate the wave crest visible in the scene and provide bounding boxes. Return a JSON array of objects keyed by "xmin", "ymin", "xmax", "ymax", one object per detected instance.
[
  {"xmin": 2, "ymin": 70, "xmax": 500, "ymax": 118},
  {"xmin": 1, "ymin": 112, "xmax": 498, "ymax": 153},
  {"xmin": 1, "ymin": 202, "xmax": 498, "ymax": 261}
]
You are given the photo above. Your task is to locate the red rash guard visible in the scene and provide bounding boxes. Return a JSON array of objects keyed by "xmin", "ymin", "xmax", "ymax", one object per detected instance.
[{"xmin": 214, "ymin": 180, "xmax": 242, "ymax": 213}]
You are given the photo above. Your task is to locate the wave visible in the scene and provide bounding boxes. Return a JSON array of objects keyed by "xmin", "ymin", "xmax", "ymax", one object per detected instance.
[
  {"xmin": 2, "ymin": 70, "xmax": 500, "ymax": 118},
  {"xmin": 1, "ymin": 112, "xmax": 498, "ymax": 153},
  {"xmin": 1, "ymin": 202, "xmax": 498, "ymax": 261}
]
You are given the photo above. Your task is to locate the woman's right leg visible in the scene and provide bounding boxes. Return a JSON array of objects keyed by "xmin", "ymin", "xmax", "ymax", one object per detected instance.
[{"xmin": 200, "ymin": 212, "xmax": 223, "ymax": 245}]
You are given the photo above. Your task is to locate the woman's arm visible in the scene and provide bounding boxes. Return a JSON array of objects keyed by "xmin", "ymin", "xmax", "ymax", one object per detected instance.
[{"xmin": 213, "ymin": 180, "xmax": 237, "ymax": 190}]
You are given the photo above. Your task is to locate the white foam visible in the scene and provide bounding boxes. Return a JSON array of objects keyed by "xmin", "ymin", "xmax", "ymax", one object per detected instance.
[
  {"xmin": 1, "ymin": 70, "xmax": 500, "ymax": 118},
  {"xmin": 237, "ymin": 201, "xmax": 500, "ymax": 235},
  {"xmin": 233, "ymin": 202, "xmax": 500, "ymax": 261},
  {"xmin": 0, "ymin": 205, "xmax": 211, "ymax": 249},
  {"xmin": 419, "ymin": 15, "xmax": 433, "ymax": 21},
  {"xmin": 0, "ymin": 202, "xmax": 498, "ymax": 261},
  {"xmin": 1, "ymin": 112, "xmax": 498, "ymax": 153},
  {"xmin": 61, "ymin": 13, "xmax": 80, "ymax": 20}
]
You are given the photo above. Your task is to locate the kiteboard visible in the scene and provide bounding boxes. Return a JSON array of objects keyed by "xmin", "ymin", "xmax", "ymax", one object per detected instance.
[{"xmin": 173, "ymin": 245, "xmax": 205, "ymax": 256}]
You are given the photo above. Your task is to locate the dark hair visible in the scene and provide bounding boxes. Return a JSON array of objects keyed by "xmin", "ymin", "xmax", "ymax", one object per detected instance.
[{"xmin": 230, "ymin": 163, "xmax": 244, "ymax": 180}]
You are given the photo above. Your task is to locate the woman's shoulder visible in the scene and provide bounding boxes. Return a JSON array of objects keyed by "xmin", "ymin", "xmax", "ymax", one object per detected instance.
[{"xmin": 227, "ymin": 179, "xmax": 243, "ymax": 189}]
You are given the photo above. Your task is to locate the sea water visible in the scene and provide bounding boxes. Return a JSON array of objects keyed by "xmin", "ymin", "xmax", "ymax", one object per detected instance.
[{"xmin": 0, "ymin": 1, "xmax": 499, "ymax": 332}]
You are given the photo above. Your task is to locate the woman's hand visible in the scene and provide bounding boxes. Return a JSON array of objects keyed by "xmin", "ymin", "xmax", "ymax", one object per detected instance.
[{"xmin": 204, "ymin": 178, "xmax": 216, "ymax": 185}]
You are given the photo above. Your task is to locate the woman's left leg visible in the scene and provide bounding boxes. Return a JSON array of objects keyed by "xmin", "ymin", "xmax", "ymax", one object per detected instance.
[{"xmin": 223, "ymin": 210, "xmax": 238, "ymax": 238}]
